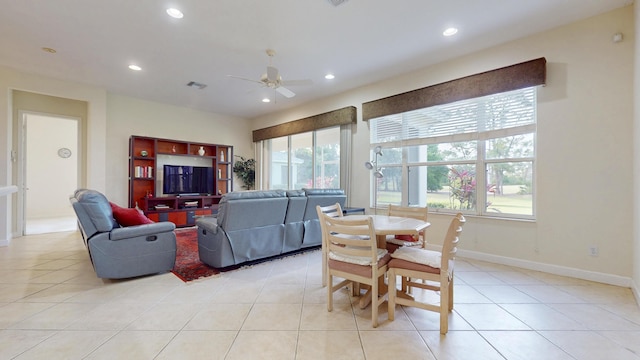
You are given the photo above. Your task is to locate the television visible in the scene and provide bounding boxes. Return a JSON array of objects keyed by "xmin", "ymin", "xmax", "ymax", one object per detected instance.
[{"xmin": 163, "ymin": 165, "xmax": 214, "ymax": 195}]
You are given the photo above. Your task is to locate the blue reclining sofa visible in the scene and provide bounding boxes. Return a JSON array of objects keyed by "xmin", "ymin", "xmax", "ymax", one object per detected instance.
[{"xmin": 196, "ymin": 188, "xmax": 346, "ymax": 268}]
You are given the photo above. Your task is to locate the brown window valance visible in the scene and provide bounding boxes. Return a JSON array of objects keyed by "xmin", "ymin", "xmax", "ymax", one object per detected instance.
[
  {"xmin": 252, "ymin": 106, "xmax": 356, "ymax": 142},
  {"xmin": 362, "ymin": 57, "xmax": 546, "ymax": 121}
]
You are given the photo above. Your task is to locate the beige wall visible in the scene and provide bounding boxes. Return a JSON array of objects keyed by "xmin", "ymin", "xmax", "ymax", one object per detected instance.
[
  {"xmin": 0, "ymin": 70, "xmax": 253, "ymax": 240},
  {"xmin": 105, "ymin": 94, "xmax": 253, "ymax": 206},
  {"xmin": 251, "ymin": 6, "xmax": 635, "ymax": 284},
  {"xmin": 0, "ymin": 66, "xmax": 107, "ymax": 242}
]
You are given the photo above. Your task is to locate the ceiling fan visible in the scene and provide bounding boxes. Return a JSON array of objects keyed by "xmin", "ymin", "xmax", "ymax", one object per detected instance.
[{"xmin": 228, "ymin": 49, "xmax": 312, "ymax": 99}]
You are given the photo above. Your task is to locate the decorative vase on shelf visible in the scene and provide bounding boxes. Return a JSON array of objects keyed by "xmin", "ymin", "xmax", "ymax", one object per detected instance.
[
  {"xmin": 220, "ymin": 150, "xmax": 225, "ymax": 162},
  {"xmin": 198, "ymin": 146, "xmax": 205, "ymax": 156},
  {"xmin": 171, "ymin": 145, "xmax": 176, "ymax": 153}
]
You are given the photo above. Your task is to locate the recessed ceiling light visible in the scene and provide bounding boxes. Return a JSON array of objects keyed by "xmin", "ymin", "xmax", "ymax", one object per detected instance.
[
  {"xmin": 443, "ymin": 27, "xmax": 458, "ymax": 36},
  {"xmin": 128, "ymin": 64, "xmax": 142, "ymax": 71},
  {"xmin": 166, "ymin": 8, "xmax": 184, "ymax": 19},
  {"xmin": 262, "ymin": 98, "xmax": 271, "ymax": 103},
  {"xmin": 41, "ymin": 47, "xmax": 57, "ymax": 53},
  {"xmin": 325, "ymin": 74, "xmax": 335, "ymax": 80}
]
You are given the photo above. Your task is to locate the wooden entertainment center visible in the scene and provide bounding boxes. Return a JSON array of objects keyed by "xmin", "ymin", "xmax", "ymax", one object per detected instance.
[{"xmin": 128, "ymin": 135, "xmax": 233, "ymax": 227}]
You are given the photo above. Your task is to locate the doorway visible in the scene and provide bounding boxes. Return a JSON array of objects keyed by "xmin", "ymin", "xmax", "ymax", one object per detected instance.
[{"xmin": 18, "ymin": 112, "xmax": 79, "ymax": 235}]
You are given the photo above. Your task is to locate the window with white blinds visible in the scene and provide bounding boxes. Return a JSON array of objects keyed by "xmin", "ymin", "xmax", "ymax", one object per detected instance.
[
  {"xmin": 370, "ymin": 87, "xmax": 536, "ymax": 145},
  {"xmin": 367, "ymin": 86, "xmax": 537, "ymax": 219}
]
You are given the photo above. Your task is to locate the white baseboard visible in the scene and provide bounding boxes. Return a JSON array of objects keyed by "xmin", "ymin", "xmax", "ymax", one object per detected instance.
[{"xmin": 453, "ymin": 248, "xmax": 633, "ymax": 288}]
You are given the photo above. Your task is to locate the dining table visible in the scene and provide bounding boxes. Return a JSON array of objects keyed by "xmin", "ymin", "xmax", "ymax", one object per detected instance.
[
  {"xmin": 340, "ymin": 214, "xmax": 431, "ymax": 308},
  {"xmin": 342, "ymin": 214, "xmax": 431, "ymax": 249}
]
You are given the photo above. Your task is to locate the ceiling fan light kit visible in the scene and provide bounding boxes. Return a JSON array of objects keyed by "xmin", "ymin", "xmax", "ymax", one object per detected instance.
[{"xmin": 228, "ymin": 49, "xmax": 312, "ymax": 102}]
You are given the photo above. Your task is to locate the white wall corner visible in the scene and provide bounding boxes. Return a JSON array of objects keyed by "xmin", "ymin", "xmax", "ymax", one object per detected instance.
[
  {"xmin": 456, "ymin": 248, "xmax": 633, "ymax": 288},
  {"xmin": 632, "ymin": 279, "xmax": 640, "ymax": 307}
]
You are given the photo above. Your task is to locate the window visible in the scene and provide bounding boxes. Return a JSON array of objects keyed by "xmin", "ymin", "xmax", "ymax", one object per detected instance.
[
  {"xmin": 291, "ymin": 133, "xmax": 313, "ymax": 189},
  {"xmin": 369, "ymin": 87, "xmax": 536, "ymax": 219},
  {"xmin": 314, "ymin": 128, "xmax": 341, "ymax": 188},
  {"xmin": 266, "ymin": 137, "xmax": 288, "ymax": 190},
  {"xmin": 264, "ymin": 127, "xmax": 341, "ymax": 190}
]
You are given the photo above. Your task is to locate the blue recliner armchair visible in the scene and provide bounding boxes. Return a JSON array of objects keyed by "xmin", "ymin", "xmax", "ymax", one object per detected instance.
[{"xmin": 70, "ymin": 189, "xmax": 177, "ymax": 279}]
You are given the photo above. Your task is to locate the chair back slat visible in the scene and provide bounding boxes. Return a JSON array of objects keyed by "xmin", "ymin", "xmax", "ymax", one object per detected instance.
[
  {"xmin": 387, "ymin": 204, "xmax": 428, "ymax": 221},
  {"xmin": 387, "ymin": 205, "xmax": 428, "ymax": 245},
  {"xmin": 316, "ymin": 203, "xmax": 344, "ymax": 218},
  {"xmin": 322, "ymin": 215, "xmax": 378, "ymax": 264},
  {"xmin": 440, "ymin": 213, "xmax": 465, "ymax": 271}
]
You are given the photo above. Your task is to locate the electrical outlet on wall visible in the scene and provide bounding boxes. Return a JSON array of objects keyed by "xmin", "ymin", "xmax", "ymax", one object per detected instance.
[{"xmin": 589, "ymin": 246, "xmax": 599, "ymax": 257}]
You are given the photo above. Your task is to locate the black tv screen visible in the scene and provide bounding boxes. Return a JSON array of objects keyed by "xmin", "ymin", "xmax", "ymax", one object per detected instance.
[{"xmin": 163, "ymin": 165, "xmax": 214, "ymax": 195}]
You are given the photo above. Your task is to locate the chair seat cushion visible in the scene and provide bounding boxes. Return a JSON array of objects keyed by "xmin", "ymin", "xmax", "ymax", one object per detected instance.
[
  {"xmin": 329, "ymin": 248, "xmax": 388, "ymax": 266},
  {"xmin": 386, "ymin": 234, "xmax": 423, "ymax": 247},
  {"xmin": 388, "ymin": 258, "xmax": 441, "ymax": 275},
  {"xmin": 390, "ymin": 246, "xmax": 440, "ymax": 268},
  {"xmin": 329, "ymin": 253, "xmax": 392, "ymax": 278},
  {"xmin": 395, "ymin": 234, "xmax": 416, "ymax": 241}
]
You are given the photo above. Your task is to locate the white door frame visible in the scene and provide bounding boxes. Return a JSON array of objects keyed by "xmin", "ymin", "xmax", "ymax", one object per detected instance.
[{"xmin": 17, "ymin": 110, "xmax": 82, "ymax": 235}]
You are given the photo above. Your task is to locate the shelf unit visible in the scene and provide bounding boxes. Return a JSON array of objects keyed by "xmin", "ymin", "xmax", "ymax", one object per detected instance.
[{"xmin": 128, "ymin": 135, "xmax": 233, "ymax": 227}]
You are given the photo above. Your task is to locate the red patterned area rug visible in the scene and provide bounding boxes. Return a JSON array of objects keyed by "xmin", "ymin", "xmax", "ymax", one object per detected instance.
[{"xmin": 172, "ymin": 228, "xmax": 220, "ymax": 282}]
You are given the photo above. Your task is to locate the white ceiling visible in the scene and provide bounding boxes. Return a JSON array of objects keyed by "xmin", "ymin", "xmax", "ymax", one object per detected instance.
[{"xmin": 0, "ymin": 0, "xmax": 632, "ymax": 119}]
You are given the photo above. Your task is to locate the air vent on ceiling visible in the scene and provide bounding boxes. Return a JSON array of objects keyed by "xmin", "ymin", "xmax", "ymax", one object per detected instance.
[
  {"xmin": 187, "ymin": 81, "xmax": 207, "ymax": 90},
  {"xmin": 327, "ymin": 0, "xmax": 348, "ymax": 7}
]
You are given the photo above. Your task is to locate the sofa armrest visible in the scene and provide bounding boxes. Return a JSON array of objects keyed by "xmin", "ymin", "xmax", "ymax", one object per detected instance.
[
  {"xmin": 196, "ymin": 217, "xmax": 219, "ymax": 235},
  {"xmin": 109, "ymin": 222, "xmax": 176, "ymax": 241}
]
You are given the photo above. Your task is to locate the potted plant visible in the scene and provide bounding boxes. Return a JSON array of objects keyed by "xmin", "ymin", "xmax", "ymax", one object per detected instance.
[{"xmin": 232, "ymin": 156, "xmax": 255, "ymax": 190}]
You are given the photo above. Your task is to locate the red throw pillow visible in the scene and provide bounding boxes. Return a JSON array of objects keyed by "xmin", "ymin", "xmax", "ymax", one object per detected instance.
[
  {"xmin": 109, "ymin": 202, "xmax": 154, "ymax": 226},
  {"xmin": 395, "ymin": 234, "xmax": 417, "ymax": 242}
]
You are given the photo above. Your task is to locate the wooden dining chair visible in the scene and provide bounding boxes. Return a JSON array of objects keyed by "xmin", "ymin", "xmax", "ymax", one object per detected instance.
[
  {"xmin": 386, "ymin": 204, "xmax": 429, "ymax": 253},
  {"xmin": 386, "ymin": 205, "xmax": 429, "ymax": 293},
  {"xmin": 321, "ymin": 214, "xmax": 390, "ymax": 328},
  {"xmin": 387, "ymin": 212, "xmax": 465, "ymax": 334},
  {"xmin": 316, "ymin": 203, "xmax": 344, "ymax": 287}
]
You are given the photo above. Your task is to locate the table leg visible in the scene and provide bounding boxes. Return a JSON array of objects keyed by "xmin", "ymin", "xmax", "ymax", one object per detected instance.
[{"xmin": 376, "ymin": 234, "xmax": 386, "ymax": 249}]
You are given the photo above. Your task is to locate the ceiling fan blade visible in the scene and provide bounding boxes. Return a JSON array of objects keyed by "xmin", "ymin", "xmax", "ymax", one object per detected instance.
[
  {"xmin": 227, "ymin": 75, "xmax": 263, "ymax": 85},
  {"xmin": 276, "ymin": 86, "xmax": 295, "ymax": 98},
  {"xmin": 267, "ymin": 66, "xmax": 279, "ymax": 82},
  {"xmin": 281, "ymin": 79, "xmax": 313, "ymax": 86}
]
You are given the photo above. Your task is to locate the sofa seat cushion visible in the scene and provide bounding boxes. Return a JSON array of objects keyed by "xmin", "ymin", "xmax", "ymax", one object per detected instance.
[{"xmin": 110, "ymin": 202, "xmax": 154, "ymax": 226}]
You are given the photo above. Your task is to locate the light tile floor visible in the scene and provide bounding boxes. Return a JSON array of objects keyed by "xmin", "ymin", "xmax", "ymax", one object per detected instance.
[{"xmin": 1, "ymin": 230, "xmax": 640, "ymax": 359}]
